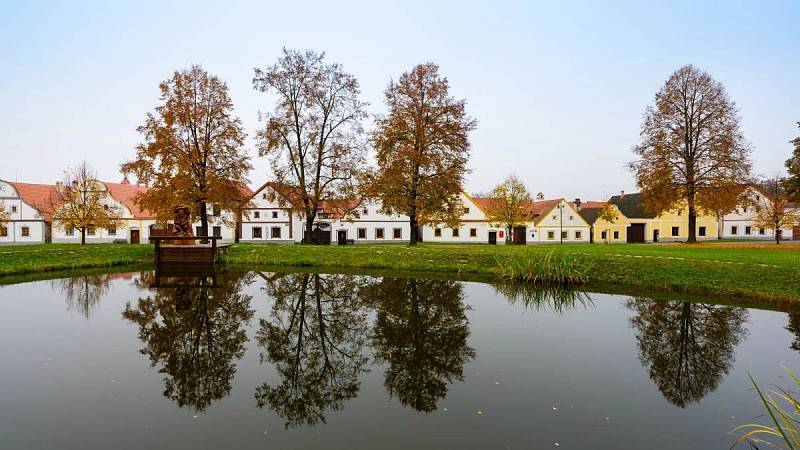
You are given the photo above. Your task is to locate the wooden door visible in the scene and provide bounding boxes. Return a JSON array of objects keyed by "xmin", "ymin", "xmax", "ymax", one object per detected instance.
[
  {"xmin": 627, "ymin": 224, "xmax": 645, "ymax": 243},
  {"xmin": 488, "ymin": 231, "xmax": 497, "ymax": 245},
  {"xmin": 513, "ymin": 226, "xmax": 527, "ymax": 245},
  {"xmin": 130, "ymin": 229, "xmax": 140, "ymax": 244},
  {"xmin": 337, "ymin": 230, "xmax": 347, "ymax": 245}
]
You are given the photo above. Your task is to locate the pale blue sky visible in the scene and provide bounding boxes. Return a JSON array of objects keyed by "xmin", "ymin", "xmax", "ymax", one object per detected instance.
[{"xmin": 1, "ymin": 0, "xmax": 798, "ymax": 201}]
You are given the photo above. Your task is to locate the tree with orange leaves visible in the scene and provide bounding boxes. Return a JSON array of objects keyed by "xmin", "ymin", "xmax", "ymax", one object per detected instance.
[
  {"xmin": 630, "ymin": 65, "xmax": 752, "ymax": 242},
  {"xmin": 121, "ymin": 65, "xmax": 251, "ymax": 236},
  {"xmin": 366, "ymin": 63, "xmax": 477, "ymax": 245}
]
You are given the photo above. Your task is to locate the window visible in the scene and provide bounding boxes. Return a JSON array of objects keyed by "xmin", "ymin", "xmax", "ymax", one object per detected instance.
[
  {"xmin": 262, "ymin": 193, "xmax": 267, "ymax": 200},
  {"xmin": 21, "ymin": 226, "xmax": 30, "ymax": 237},
  {"xmin": 376, "ymin": 228, "xmax": 384, "ymax": 239},
  {"xmin": 745, "ymin": 226, "xmax": 752, "ymax": 235},
  {"xmin": 671, "ymin": 226, "xmax": 679, "ymax": 237},
  {"xmin": 731, "ymin": 226, "xmax": 738, "ymax": 235},
  {"xmin": 11, "ymin": 205, "xmax": 17, "ymax": 213},
  {"xmin": 362, "ymin": 208, "xmax": 368, "ymax": 216},
  {"xmin": 613, "ymin": 231, "xmax": 619, "ymax": 239},
  {"xmin": 254, "ymin": 211, "xmax": 260, "ymax": 219},
  {"xmin": 561, "ymin": 231, "xmax": 568, "ymax": 239},
  {"xmin": 272, "ymin": 211, "xmax": 278, "ymax": 219},
  {"xmin": 212, "ymin": 205, "xmax": 220, "ymax": 216},
  {"xmin": 698, "ymin": 226, "xmax": 706, "ymax": 237},
  {"xmin": 547, "ymin": 231, "xmax": 555, "ymax": 240},
  {"xmin": 0, "ymin": 226, "xmax": 7, "ymax": 237},
  {"xmin": 393, "ymin": 228, "xmax": 402, "ymax": 239},
  {"xmin": 271, "ymin": 227, "xmax": 281, "ymax": 239},
  {"xmin": 87, "ymin": 227, "xmax": 96, "ymax": 236},
  {"xmin": 108, "ymin": 226, "xmax": 117, "ymax": 236},
  {"xmin": 470, "ymin": 228, "xmax": 477, "ymax": 237},
  {"xmin": 452, "ymin": 228, "xmax": 459, "ymax": 237},
  {"xmin": 65, "ymin": 226, "xmax": 74, "ymax": 236},
  {"xmin": 463, "ymin": 207, "xmax": 470, "ymax": 214},
  {"xmin": 434, "ymin": 228, "xmax": 442, "ymax": 237},
  {"xmin": 103, "ymin": 204, "xmax": 109, "ymax": 211},
  {"xmin": 252, "ymin": 227, "xmax": 262, "ymax": 239},
  {"xmin": 357, "ymin": 228, "xmax": 367, "ymax": 239},
  {"xmin": 742, "ymin": 207, "xmax": 748, "ymax": 213},
  {"xmin": 213, "ymin": 226, "xmax": 221, "ymax": 238},
  {"xmin": 677, "ymin": 210, "xmax": 681, "ymax": 216},
  {"xmin": 552, "ymin": 215, "xmax": 557, "ymax": 220},
  {"xmin": 759, "ymin": 228, "xmax": 765, "ymax": 235},
  {"xmin": 601, "ymin": 230, "xmax": 607, "ymax": 240},
  {"xmin": 569, "ymin": 215, "xmax": 574, "ymax": 221},
  {"xmin": 574, "ymin": 231, "xmax": 582, "ymax": 239}
]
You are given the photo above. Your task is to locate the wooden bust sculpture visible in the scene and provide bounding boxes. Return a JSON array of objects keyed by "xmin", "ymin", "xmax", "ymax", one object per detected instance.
[{"xmin": 173, "ymin": 205, "xmax": 194, "ymax": 245}]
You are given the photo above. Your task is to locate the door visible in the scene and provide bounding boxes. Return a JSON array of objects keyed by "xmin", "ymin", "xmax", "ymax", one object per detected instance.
[
  {"xmin": 337, "ymin": 230, "xmax": 347, "ymax": 245},
  {"xmin": 653, "ymin": 229, "xmax": 659, "ymax": 243},
  {"xmin": 488, "ymin": 231, "xmax": 497, "ymax": 245},
  {"xmin": 794, "ymin": 226, "xmax": 800, "ymax": 241},
  {"xmin": 627, "ymin": 223, "xmax": 645, "ymax": 243},
  {"xmin": 130, "ymin": 229, "xmax": 140, "ymax": 244},
  {"xmin": 513, "ymin": 226, "xmax": 527, "ymax": 245}
]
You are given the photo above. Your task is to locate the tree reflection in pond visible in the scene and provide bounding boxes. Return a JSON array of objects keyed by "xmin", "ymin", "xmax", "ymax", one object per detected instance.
[
  {"xmin": 255, "ymin": 273, "xmax": 369, "ymax": 428},
  {"xmin": 122, "ymin": 272, "xmax": 255, "ymax": 412},
  {"xmin": 494, "ymin": 282, "xmax": 593, "ymax": 313},
  {"xmin": 52, "ymin": 274, "xmax": 115, "ymax": 318},
  {"xmin": 786, "ymin": 314, "xmax": 800, "ymax": 352},
  {"xmin": 626, "ymin": 298, "xmax": 748, "ymax": 407},
  {"xmin": 364, "ymin": 278, "xmax": 475, "ymax": 413}
]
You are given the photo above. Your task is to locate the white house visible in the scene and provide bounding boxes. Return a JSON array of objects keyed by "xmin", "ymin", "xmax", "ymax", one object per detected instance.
[
  {"xmin": 0, "ymin": 180, "xmax": 54, "ymax": 244},
  {"xmin": 720, "ymin": 187, "xmax": 796, "ymax": 241},
  {"xmin": 240, "ymin": 182, "xmax": 411, "ymax": 244},
  {"xmin": 420, "ymin": 193, "xmax": 507, "ymax": 244}
]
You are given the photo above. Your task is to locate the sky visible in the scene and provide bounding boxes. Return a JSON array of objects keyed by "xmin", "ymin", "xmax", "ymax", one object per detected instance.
[{"xmin": 1, "ymin": 0, "xmax": 798, "ymax": 201}]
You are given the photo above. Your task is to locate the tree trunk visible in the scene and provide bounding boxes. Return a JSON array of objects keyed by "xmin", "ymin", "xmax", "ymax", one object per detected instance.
[
  {"xmin": 305, "ymin": 213, "xmax": 315, "ymax": 245},
  {"xmin": 687, "ymin": 205, "xmax": 697, "ymax": 243},
  {"xmin": 199, "ymin": 202, "xmax": 209, "ymax": 236},
  {"xmin": 81, "ymin": 229, "xmax": 85, "ymax": 245},
  {"xmin": 776, "ymin": 228, "xmax": 781, "ymax": 245},
  {"xmin": 409, "ymin": 214, "xmax": 418, "ymax": 246},
  {"xmin": 507, "ymin": 226, "xmax": 513, "ymax": 244}
]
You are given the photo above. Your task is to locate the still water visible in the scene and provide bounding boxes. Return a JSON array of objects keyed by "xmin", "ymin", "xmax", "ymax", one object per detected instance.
[{"xmin": 0, "ymin": 270, "xmax": 797, "ymax": 449}]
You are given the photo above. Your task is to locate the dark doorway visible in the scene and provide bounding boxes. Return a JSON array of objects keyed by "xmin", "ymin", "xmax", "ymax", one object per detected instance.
[
  {"xmin": 627, "ymin": 223, "xmax": 645, "ymax": 243},
  {"xmin": 488, "ymin": 231, "xmax": 497, "ymax": 245},
  {"xmin": 337, "ymin": 230, "xmax": 347, "ymax": 245},
  {"xmin": 513, "ymin": 226, "xmax": 527, "ymax": 245},
  {"xmin": 130, "ymin": 229, "xmax": 140, "ymax": 244},
  {"xmin": 311, "ymin": 228, "xmax": 331, "ymax": 245},
  {"xmin": 794, "ymin": 226, "xmax": 800, "ymax": 241},
  {"xmin": 653, "ymin": 229, "xmax": 659, "ymax": 243}
]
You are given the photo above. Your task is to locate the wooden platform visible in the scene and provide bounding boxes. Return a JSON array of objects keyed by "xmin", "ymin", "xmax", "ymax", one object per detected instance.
[{"xmin": 150, "ymin": 236, "xmax": 230, "ymax": 266}]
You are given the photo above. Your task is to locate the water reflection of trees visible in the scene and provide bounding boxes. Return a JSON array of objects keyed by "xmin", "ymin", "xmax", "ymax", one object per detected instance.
[
  {"xmin": 786, "ymin": 314, "xmax": 800, "ymax": 352},
  {"xmin": 122, "ymin": 272, "xmax": 255, "ymax": 412},
  {"xmin": 255, "ymin": 273, "xmax": 369, "ymax": 428},
  {"xmin": 626, "ymin": 298, "xmax": 748, "ymax": 407},
  {"xmin": 52, "ymin": 274, "xmax": 114, "ymax": 318},
  {"xmin": 494, "ymin": 282, "xmax": 593, "ymax": 312},
  {"xmin": 363, "ymin": 278, "xmax": 475, "ymax": 413}
]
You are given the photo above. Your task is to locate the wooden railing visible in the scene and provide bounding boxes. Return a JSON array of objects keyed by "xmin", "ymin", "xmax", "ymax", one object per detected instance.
[{"xmin": 150, "ymin": 236, "xmax": 222, "ymax": 265}]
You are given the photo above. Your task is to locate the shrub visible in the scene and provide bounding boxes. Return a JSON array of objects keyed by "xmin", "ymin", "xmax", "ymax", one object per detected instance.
[{"xmin": 494, "ymin": 249, "xmax": 590, "ymax": 286}]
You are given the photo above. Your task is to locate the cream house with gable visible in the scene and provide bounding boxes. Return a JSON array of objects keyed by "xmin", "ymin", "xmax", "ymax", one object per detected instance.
[
  {"xmin": 529, "ymin": 199, "xmax": 591, "ymax": 243},
  {"xmin": 0, "ymin": 180, "xmax": 54, "ymax": 244},
  {"xmin": 720, "ymin": 187, "xmax": 795, "ymax": 240},
  {"xmin": 421, "ymin": 192, "xmax": 507, "ymax": 244}
]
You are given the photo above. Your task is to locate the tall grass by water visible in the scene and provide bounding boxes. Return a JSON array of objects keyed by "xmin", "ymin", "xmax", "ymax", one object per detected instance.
[
  {"xmin": 494, "ymin": 249, "xmax": 591, "ymax": 286},
  {"xmin": 731, "ymin": 366, "xmax": 800, "ymax": 449}
]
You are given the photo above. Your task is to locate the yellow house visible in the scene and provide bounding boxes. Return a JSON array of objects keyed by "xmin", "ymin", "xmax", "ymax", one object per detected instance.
[
  {"xmin": 575, "ymin": 201, "xmax": 630, "ymax": 243},
  {"xmin": 608, "ymin": 192, "xmax": 718, "ymax": 242}
]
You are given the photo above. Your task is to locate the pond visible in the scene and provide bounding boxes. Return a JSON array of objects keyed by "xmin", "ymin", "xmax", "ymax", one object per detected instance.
[{"xmin": 0, "ymin": 269, "xmax": 797, "ymax": 449}]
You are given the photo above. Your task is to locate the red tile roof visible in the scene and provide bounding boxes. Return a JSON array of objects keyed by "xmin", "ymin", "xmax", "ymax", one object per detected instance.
[
  {"xmin": 8, "ymin": 182, "xmax": 60, "ymax": 220},
  {"xmin": 469, "ymin": 196, "xmax": 563, "ymax": 224},
  {"xmin": 103, "ymin": 181, "xmax": 154, "ymax": 219}
]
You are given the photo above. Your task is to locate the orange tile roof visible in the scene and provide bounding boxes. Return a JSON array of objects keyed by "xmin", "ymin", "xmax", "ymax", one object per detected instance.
[
  {"xmin": 8, "ymin": 182, "xmax": 60, "ymax": 220},
  {"xmin": 103, "ymin": 181, "xmax": 154, "ymax": 219},
  {"xmin": 469, "ymin": 196, "xmax": 563, "ymax": 224}
]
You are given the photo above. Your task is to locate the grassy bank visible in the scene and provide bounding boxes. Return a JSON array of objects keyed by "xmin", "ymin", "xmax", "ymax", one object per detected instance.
[
  {"xmin": 224, "ymin": 243, "xmax": 800, "ymax": 302},
  {"xmin": 0, "ymin": 244, "xmax": 153, "ymax": 276},
  {"xmin": 1, "ymin": 242, "xmax": 799, "ymax": 303}
]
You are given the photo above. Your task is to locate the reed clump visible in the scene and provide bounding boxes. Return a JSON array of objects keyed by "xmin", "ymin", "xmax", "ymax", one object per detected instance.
[{"xmin": 494, "ymin": 249, "xmax": 590, "ymax": 286}]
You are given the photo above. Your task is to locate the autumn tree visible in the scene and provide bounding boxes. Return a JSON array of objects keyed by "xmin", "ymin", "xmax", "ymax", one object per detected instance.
[
  {"xmin": 483, "ymin": 175, "xmax": 532, "ymax": 244},
  {"xmin": 784, "ymin": 122, "xmax": 800, "ymax": 201},
  {"xmin": 596, "ymin": 203, "xmax": 619, "ymax": 244},
  {"xmin": 752, "ymin": 177, "xmax": 800, "ymax": 244},
  {"xmin": 630, "ymin": 65, "xmax": 752, "ymax": 242},
  {"xmin": 366, "ymin": 63, "xmax": 477, "ymax": 245},
  {"xmin": 121, "ymin": 65, "xmax": 251, "ymax": 237},
  {"xmin": 253, "ymin": 49, "xmax": 367, "ymax": 244},
  {"xmin": 49, "ymin": 161, "xmax": 121, "ymax": 245},
  {"xmin": 0, "ymin": 203, "xmax": 9, "ymax": 227}
]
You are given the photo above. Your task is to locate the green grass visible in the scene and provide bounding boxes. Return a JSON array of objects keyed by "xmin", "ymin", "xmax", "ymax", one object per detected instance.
[
  {"xmin": 223, "ymin": 242, "xmax": 800, "ymax": 303},
  {"xmin": 495, "ymin": 250, "xmax": 591, "ymax": 285},
  {"xmin": 0, "ymin": 244, "xmax": 153, "ymax": 277},
  {"xmin": 1, "ymin": 242, "xmax": 799, "ymax": 304}
]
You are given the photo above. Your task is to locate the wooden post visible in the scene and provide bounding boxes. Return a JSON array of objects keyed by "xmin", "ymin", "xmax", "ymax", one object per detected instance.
[{"xmin": 212, "ymin": 237, "xmax": 217, "ymax": 263}]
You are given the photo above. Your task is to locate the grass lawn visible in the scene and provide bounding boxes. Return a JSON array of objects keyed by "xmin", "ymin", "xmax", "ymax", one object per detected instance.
[
  {"xmin": 224, "ymin": 242, "xmax": 800, "ymax": 303},
  {"xmin": 0, "ymin": 244, "xmax": 153, "ymax": 277},
  {"xmin": 1, "ymin": 242, "xmax": 799, "ymax": 304}
]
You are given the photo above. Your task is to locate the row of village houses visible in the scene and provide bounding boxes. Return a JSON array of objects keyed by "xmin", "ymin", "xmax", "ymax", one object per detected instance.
[{"xmin": 1, "ymin": 177, "xmax": 797, "ymax": 245}]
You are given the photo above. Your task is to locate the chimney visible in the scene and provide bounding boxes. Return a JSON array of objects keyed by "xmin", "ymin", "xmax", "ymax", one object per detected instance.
[
  {"xmin": 620, "ymin": 190, "xmax": 625, "ymax": 199},
  {"xmin": 574, "ymin": 198, "xmax": 581, "ymax": 211},
  {"xmin": 536, "ymin": 192, "xmax": 545, "ymax": 201},
  {"xmin": 55, "ymin": 181, "xmax": 64, "ymax": 193},
  {"xmin": 121, "ymin": 174, "xmax": 130, "ymax": 185}
]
